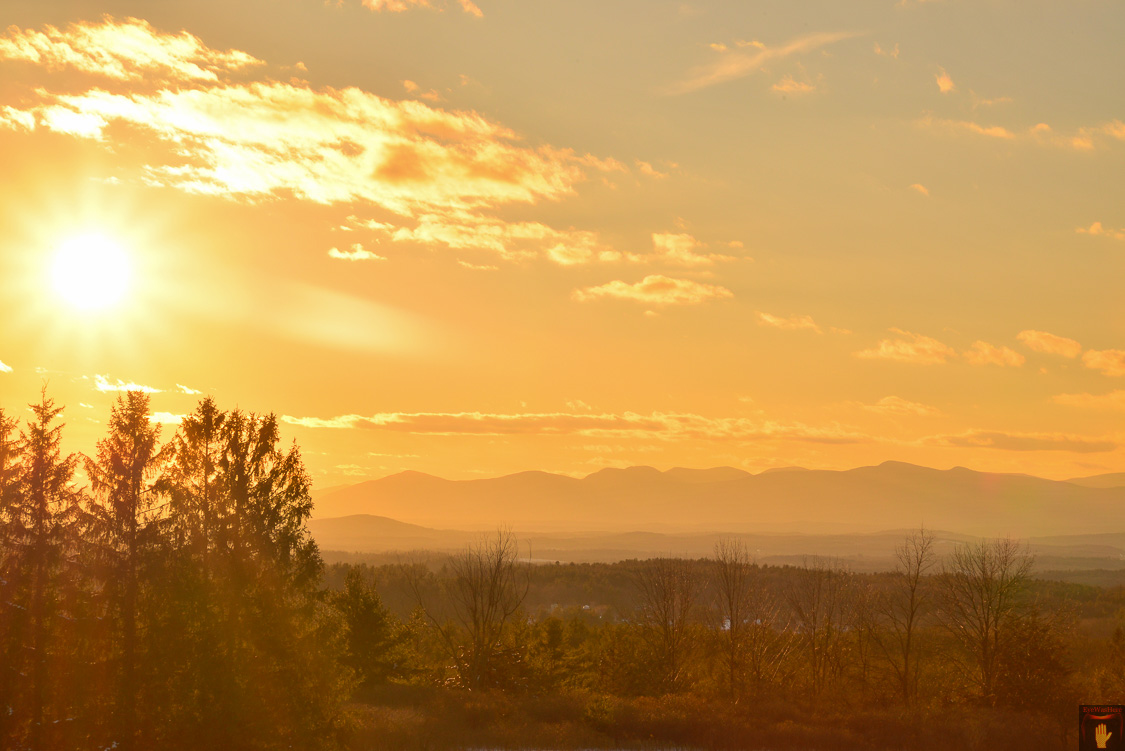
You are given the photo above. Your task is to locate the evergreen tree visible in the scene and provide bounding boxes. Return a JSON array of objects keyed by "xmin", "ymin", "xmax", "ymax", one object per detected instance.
[
  {"xmin": 0, "ymin": 407, "xmax": 22, "ymax": 746},
  {"xmin": 85, "ymin": 391, "xmax": 164, "ymax": 750},
  {"xmin": 332, "ymin": 568, "xmax": 409, "ymax": 687},
  {"xmin": 12, "ymin": 391, "xmax": 84, "ymax": 750},
  {"xmin": 157, "ymin": 400, "xmax": 351, "ymax": 750}
]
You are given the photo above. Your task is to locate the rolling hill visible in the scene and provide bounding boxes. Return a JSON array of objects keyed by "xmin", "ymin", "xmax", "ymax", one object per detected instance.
[{"xmin": 311, "ymin": 461, "xmax": 1125, "ymax": 538}]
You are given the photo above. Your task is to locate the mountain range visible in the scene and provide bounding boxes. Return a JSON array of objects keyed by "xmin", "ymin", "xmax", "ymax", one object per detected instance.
[{"xmin": 311, "ymin": 461, "xmax": 1125, "ymax": 538}]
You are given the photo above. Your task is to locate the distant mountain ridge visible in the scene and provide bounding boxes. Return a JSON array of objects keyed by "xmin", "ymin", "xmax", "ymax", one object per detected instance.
[{"xmin": 312, "ymin": 461, "xmax": 1125, "ymax": 537}]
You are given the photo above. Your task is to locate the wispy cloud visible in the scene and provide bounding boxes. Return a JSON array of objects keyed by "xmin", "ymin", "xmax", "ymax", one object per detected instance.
[
  {"xmin": 1077, "ymin": 221, "xmax": 1125, "ymax": 242},
  {"xmin": 282, "ymin": 410, "xmax": 868, "ymax": 443},
  {"xmin": 1053, "ymin": 390, "xmax": 1125, "ymax": 411},
  {"xmin": 1016, "ymin": 330, "xmax": 1081, "ymax": 358},
  {"xmin": 0, "ymin": 19, "xmax": 633, "ymax": 267},
  {"xmin": 771, "ymin": 75, "xmax": 815, "ymax": 94},
  {"xmin": 0, "ymin": 360, "xmax": 11, "ymax": 373},
  {"xmin": 402, "ymin": 79, "xmax": 443, "ymax": 102},
  {"xmin": 926, "ymin": 429, "xmax": 1115, "ymax": 453},
  {"xmin": 920, "ymin": 115, "xmax": 1125, "ymax": 151},
  {"xmin": 756, "ymin": 311, "xmax": 822, "ymax": 334},
  {"xmin": 0, "ymin": 17, "xmax": 261, "ymax": 82},
  {"xmin": 1082, "ymin": 349, "xmax": 1125, "ymax": 377},
  {"xmin": 854, "ymin": 328, "xmax": 956, "ymax": 365},
  {"xmin": 667, "ymin": 31, "xmax": 859, "ymax": 95},
  {"xmin": 361, "ymin": 0, "xmax": 483, "ymax": 15},
  {"xmin": 919, "ymin": 116, "xmax": 1015, "ymax": 140},
  {"xmin": 935, "ymin": 67, "xmax": 955, "ymax": 94},
  {"xmin": 651, "ymin": 232, "xmax": 732, "ymax": 266},
  {"xmin": 367, "ymin": 211, "xmax": 626, "ymax": 265},
  {"xmin": 328, "ymin": 243, "xmax": 387, "ymax": 261},
  {"xmin": 94, "ymin": 374, "xmax": 161, "ymax": 393},
  {"xmin": 176, "ymin": 384, "xmax": 201, "ymax": 395},
  {"xmin": 635, "ymin": 160, "xmax": 668, "ymax": 179},
  {"xmin": 962, "ymin": 341, "xmax": 1024, "ymax": 368},
  {"xmin": 573, "ymin": 275, "xmax": 733, "ymax": 306},
  {"xmin": 873, "ymin": 42, "xmax": 899, "ymax": 59},
  {"xmin": 150, "ymin": 412, "xmax": 185, "ymax": 425},
  {"xmin": 909, "ymin": 183, "xmax": 929, "ymax": 196},
  {"xmin": 863, "ymin": 396, "xmax": 940, "ymax": 417}
]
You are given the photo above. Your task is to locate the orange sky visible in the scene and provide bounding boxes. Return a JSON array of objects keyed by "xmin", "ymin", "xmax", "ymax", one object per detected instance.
[{"xmin": 1, "ymin": 1, "xmax": 1124, "ymax": 486}]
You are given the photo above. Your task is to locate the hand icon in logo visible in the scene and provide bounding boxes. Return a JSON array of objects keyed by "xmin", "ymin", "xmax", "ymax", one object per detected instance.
[{"xmin": 1097, "ymin": 722, "xmax": 1113, "ymax": 749}]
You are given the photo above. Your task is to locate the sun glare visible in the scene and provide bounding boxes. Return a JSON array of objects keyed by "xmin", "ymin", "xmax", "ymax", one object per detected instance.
[{"xmin": 51, "ymin": 234, "xmax": 132, "ymax": 311}]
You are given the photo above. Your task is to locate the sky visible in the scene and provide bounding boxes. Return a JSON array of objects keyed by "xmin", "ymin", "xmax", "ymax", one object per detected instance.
[{"xmin": 0, "ymin": 0, "xmax": 1124, "ymax": 487}]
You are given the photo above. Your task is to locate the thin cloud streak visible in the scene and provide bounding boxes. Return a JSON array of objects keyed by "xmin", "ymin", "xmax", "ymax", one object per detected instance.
[
  {"xmin": 666, "ymin": 31, "xmax": 860, "ymax": 95},
  {"xmin": 281, "ymin": 410, "xmax": 869, "ymax": 443},
  {"xmin": 855, "ymin": 328, "xmax": 956, "ymax": 365},
  {"xmin": 925, "ymin": 429, "xmax": 1115, "ymax": 453},
  {"xmin": 756, "ymin": 312, "xmax": 822, "ymax": 334},
  {"xmin": 1017, "ymin": 330, "xmax": 1082, "ymax": 358},
  {"xmin": 1053, "ymin": 390, "xmax": 1125, "ymax": 411},
  {"xmin": 863, "ymin": 396, "xmax": 940, "ymax": 417},
  {"xmin": 962, "ymin": 341, "xmax": 1024, "ymax": 368},
  {"xmin": 573, "ymin": 275, "xmax": 733, "ymax": 306},
  {"xmin": 94, "ymin": 374, "xmax": 161, "ymax": 393},
  {"xmin": 0, "ymin": 17, "xmax": 261, "ymax": 82}
]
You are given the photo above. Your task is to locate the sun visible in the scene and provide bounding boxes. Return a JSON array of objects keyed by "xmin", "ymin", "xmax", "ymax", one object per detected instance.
[{"xmin": 51, "ymin": 234, "xmax": 132, "ymax": 311}]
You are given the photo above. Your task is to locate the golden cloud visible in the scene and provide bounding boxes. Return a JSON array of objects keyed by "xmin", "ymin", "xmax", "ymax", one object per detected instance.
[
  {"xmin": 863, "ymin": 396, "xmax": 940, "ymax": 417},
  {"xmin": 573, "ymin": 275, "xmax": 733, "ymax": 306},
  {"xmin": 651, "ymin": 232, "xmax": 732, "ymax": 266},
  {"xmin": 920, "ymin": 115, "xmax": 1125, "ymax": 151},
  {"xmin": 854, "ymin": 328, "xmax": 956, "ymax": 365},
  {"xmin": 667, "ymin": 31, "xmax": 859, "ymax": 95},
  {"xmin": 328, "ymin": 244, "xmax": 386, "ymax": 262},
  {"xmin": 94, "ymin": 374, "xmax": 161, "ymax": 393},
  {"xmin": 1082, "ymin": 349, "xmax": 1125, "ymax": 377},
  {"xmin": 935, "ymin": 67, "xmax": 955, "ymax": 94},
  {"xmin": 0, "ymin": 17, "xmax": 260, "ymax": 82},
  {"xmin": 635, "ymin": 160, "xmax": 668, "ymax": 179},
  {"xmin": 772, "ymin": 75, "xmax": 815, "ymax": 94},
  {"xmin": 962, "ymin": 341, "xmax": 1025, "ymax": 368},
  {"xmin": 368, "ymin": 211, "xmax": 625, "ymax": 264},
  {"xmin": 756, "ymin": 311, "xmax": 822, "ymax": 334},
  {"xmin": 0, "ymin": 19, "xmax": 631, "ymax": 266},
  {"xmin": 1053, "ymin": 390, "xmax": 1125, "ymax": 411},
  {"xmin": 13, "ymin": 82, "xmax": 601, "ymax": 212},
  {"xmin": 909, "ymin": 183, "xmax": 929, "ymax": 196},
  {"xmin": 361, "ymin": 0, "xmax": 482, "ymax": 15},
  {"xmin": 1077, "ymin": 221, "xmax": 1125, "ymax": 242},
  {"xmin": 927, "ymin": 429, "xmax": 1115, "ymax": 453},
  {"xmin": 0, "ymin": 360, "xmax": 12, "ymax": 373},
  {"xmin": 281, "ymin": 410, "xmax": 868, "ymax": 443},
  {"xmin": 1016, "ymin": 329, "xmax": 1081, "ymax": 358}
]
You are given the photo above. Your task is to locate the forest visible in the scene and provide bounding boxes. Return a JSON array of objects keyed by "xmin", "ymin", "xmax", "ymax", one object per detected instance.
[{"xmin": 0, "ymin": 389, "xmax": 1123, "ymax": 750}]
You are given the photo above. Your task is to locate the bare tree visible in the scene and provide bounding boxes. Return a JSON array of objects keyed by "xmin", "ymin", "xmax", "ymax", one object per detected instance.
[
  {"xmin": 936, "ymin": 536, "xmax": 1032, "ymax": 705},
  {"xmin": 710, "ymin": 538, "xmax": 793, "ymax": 701},
  {"xmin": 786, "ymin": 557, "xmax": 857, "ymax": 699},
  {"xmin": 872, "ymin": 527, "xmax": 936, "ymax": 705},
  {"xmin": 410, "ymin": 529, "xmax": 529, "ymax": 689},
  {"xmin": 712, "ymin": 538, "xmax": 752, "ymax": 701},
  {"xmin": 636, "ymin": 557, "xmax": 700, "ymax": 693}
]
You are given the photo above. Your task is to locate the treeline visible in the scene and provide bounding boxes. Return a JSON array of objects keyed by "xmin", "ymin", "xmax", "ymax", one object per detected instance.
[
  {"xmin": 330, "ymin": 534, "xmax": 1086, "ymax": 706},
  {"xmin": 0, "ymin": 391, "xmax": 351, "ymax": 751},
  {"xmin": 322, "ymin": 534, "xmax": 1125, "ymax": 749},
  {"xmin": 2, "ymin": 389, "xmax": 1124, "ymax": 750}
]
